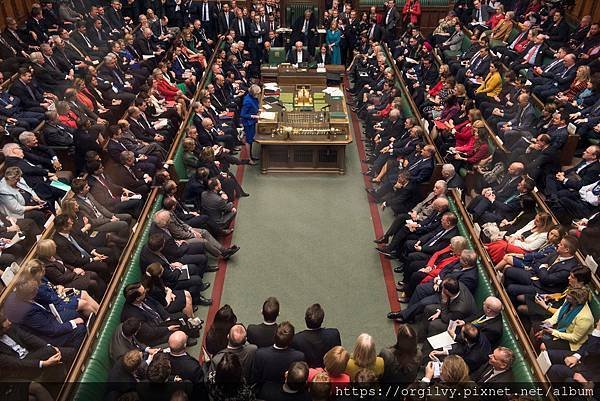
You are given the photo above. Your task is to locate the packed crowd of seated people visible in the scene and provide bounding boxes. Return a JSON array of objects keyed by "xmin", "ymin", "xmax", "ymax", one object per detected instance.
[
  {"xmin": 346, "ymin": 0, "xmax": 600, "ymax": 396},
  {"xmin": 1, "ymin": 0, "xmax": 600, "ymax": 400}
]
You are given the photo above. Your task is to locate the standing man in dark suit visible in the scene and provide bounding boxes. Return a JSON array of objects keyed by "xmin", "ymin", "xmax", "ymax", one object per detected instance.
[
  {"xmin": 291, "ymin": 304, "xmax": 341, "ymax": 368},
  {"xmin": 247, "ymin": 297, "xmax": 280, "ymax": 348},
  {"xmin": 232, "ymin": 8, "xmax": 250, "ymax": 43},
  {"xmin": 470, "ymin": 346, "xmax": 515, "ymax": 384},
  {"xmin": 291, "ymin": 9, "xmax": 317, "ymax": 56},
  {"xmin": 251, "ymin": 321, "xmax": 305, "ymax": 388},
  {"xmin": 197, "ymin": 0, "xmax": 216, "ymax": 39},
  {"xmin": 0, "ymin": 311, "xmax": 75, "ymax": 381},
  {"xmin": 209, "ymin": 324, "xmax": 257, "ymax": 381},
  {"xmin": 383, "ymin": 0, "xmax": 399, "ymax": 43},
  {"xmin": 217, "ymin": 3, "xmax": 235, "ymax": 36}
]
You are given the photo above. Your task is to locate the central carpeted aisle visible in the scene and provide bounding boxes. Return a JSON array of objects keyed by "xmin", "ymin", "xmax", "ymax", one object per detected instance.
[{"xmin": 218, "ymin": 129, "xmax": 397, "ymax": 348}]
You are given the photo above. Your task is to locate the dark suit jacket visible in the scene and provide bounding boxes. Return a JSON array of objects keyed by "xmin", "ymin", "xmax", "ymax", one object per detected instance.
[
  {"xmin": 471, "ymin": 362, "xmax": 514, "ymax": 384},
  {"xmin": 149, "ymin": 223, "xmax": 189, "ymax": 262},
  {"xmin": 469, "ymin": 313, "xmax": 503, "ymax": 347},
  {"xmin": 287, "ymin": 49, "xmax": 311, "ymax": 64},
  {"xmin": 109, "ymin": 323, "xmax": 149, "ymax": 363},
  {"xmin": 9, "ymin": 79, "xmax": 44, "ymax": 109},
  {"xmin": 446, "ymin": 174, "xmax": 464, "ymax": 190},
  {"xmin": 217, "ymin": 11, "xmax": 235, "ymax": 34},
  {"xmin": 4, "ymin": 156, "xmax": 49, "ymax": 189},
  {"xmin": 0, "ymin": 326, "xmax": 53, "ymax": 379},
  {"xmin": 440, "ymin": 282, "xmax": 476, "ymax": 324},
  {"xmin": 111, "ymin": 164, "xmax": 150, "ymax": 195},
  {"xmin": 450, "ymin": 332, "xmax": 490, "ymax": 373},
  {"xmin": 533, "ymin": 254, "xmax": 578, "ymax": 293},
  {"xmin": 383, "ymin": 6, "xmax": 400, "ymax": 30},
  {"xmin": 87, "ymin": 174, "xmax": 123, "ymax": 210},
  {"xmin": 120, "ymin": 299, "xmax": 171, "ymax": 346},
  {"xmin": 52, "ymin": 232, "xmax": 93, "ymax": 267},
  {"xmin": 290, "ymin": 327, "xmax": 341, "ymax": 368},
  {"xmin": 168, "ymin": 352, "xmax": 203, "ymax": 382},
  {"xmin": 407, "ymin": 156, "xmax": 434, "ymax": 184},
  {"xmin": 251, "ymin": 346, "xmax": 305, "ymax": 385},
  {"xmin": 563, "ymin": 161, "xmax": 600, "ymax": 190},
  {"xmin": 418, "ymin": 226, "xmax": 459, "ymax": 255},
  {"xmin": 232, "ymin": 17, "xmax": 251, "ymax": 41},
  {"xmin": 314, "ymin": 52, "xmax": 331, "ymax": 65},
  {"xmin": 440, "ymin": 264, "xmax": 479, "ymax": 294},
  {"xmin": 247, "ymin": 322, "xmax": 278, "ymax": 348}
]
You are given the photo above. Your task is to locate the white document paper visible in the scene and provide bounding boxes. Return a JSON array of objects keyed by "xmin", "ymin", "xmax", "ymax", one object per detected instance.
[
  {"xmin": 259, "ymin": 111, "xmax": 277, "ymax": 120},
  {"xmin": 405, "ymin": 57, "xmax": 418, "ymax": 64},
  {"xmin": 537, "ymin": 351, "xmax": 552, "ymax": 374},
  {"xmin": 142, "ymin": 55, "xmax": 155, "ymax": 60},
  {"xmin": 1, "ymin": 268, "xmax": 15, "ymax": 287},
  {"xmin": 427, "ymin": 331, "xmax": 456, "ymax": 349},
  {"xmin": 263, "ymin": 104, "xmax": 272, "ymax": 110}
]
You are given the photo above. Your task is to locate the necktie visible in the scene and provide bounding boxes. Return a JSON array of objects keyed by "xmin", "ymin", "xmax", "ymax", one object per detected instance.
[
  {"xmin": 544, "ymin": 59, "xmax": 560, "ymax": 73},
  {"xmin": 96, "ymin": 175, "xmax": 115, "ymax": 198},
  {"xmin": 67, "ymin": 41, "xmax": 86, "ymax": 57},
  {"xmin": 140, "ymin": 302, "xmax": 161, "ymax": 321},
  {"xmin": 481, "ymin": 367, "xmax": 495, "ymax": 382},
  {"xmin": 225, "ymin": 13, "xmax": 229, "ymax": 28},
  {"xmin": 68, "ymin": 235, "xmax": 90, "ymax": 259},
  {"xmin": 471, "ymin": 314, "xmax": 487, "ymax": 324},
  {"xmin": 386, "ymin": 9, "xmax": 391, "ymax": 25},
  {"xmin": 203, "ymin": 3, "xmax": 209, "ymax": 21},
  {"xmin": 81, "ymin": 33, "xmax": 92, "ymax": 48},
  {"xmin": 303, "ymin": 19, "xmax": 308, "ymax": 35},
  {"xmin": 560, "ymin": 66, "xmax": 572, "ymax": 79},
  {"xmin": 503, "ymin": 193, "xmax": 518, "ymax": 204},
  {"xmin": 239, "ymin": 19, "xmax": 245, "ymax": 36},
  {"xmin": 427, "ymin": 229, "xmax": 447, "ymax": 246},
  {"xmin": 24, "ymin": 83, "xmax": 36, "ymax": 100},
  {"xmin": 84, "ymin": 197, "xmax": 101, "ymax": 217},
  {"xmin": 113, "ymin": 70, "xmax": 124, "ymax": 85},
  {"xmin": 510, "ymin": 32, "xmax": 525, "ymax": 49},
  {"xmin": 369, "ymin": 25, "xmax": 375, "ymax": 39},
  {"xmin": 409, "ymin": 158, "xmax": 423, "ymax": 171},
  {"xmin": 47, "ymin": 56, "xmax": 58, "ymax": 70}
]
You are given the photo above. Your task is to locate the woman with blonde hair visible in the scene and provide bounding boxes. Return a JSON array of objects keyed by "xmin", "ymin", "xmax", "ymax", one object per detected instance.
[
  {"xmin": 345, "ymin": 333, "xmax": 384, "ymax": 379},
  {"xmin": 23, "ymin": 258, "xmax": 99, "ymax": 318},
  {"xmin": 36, "ymin": 238, "xmax": 106, "ymax": 300},
  {"xmin": 555, "ymin": 65, "xmax": 591, "ymax": 104},
  {"xmin": 411, "ymin": 355, "xmax": 475, "ymax": 401},
  {"xmin": 487, "ymin": 213, "xmax": 554, "ymax": 264}
]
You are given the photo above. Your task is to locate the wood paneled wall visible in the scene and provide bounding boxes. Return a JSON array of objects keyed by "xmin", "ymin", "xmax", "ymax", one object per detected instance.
[
  {"xmin": 568, "ymin": 0, "xmax": 600, "ymax": 23},
  {"xmin": 0, "ymin": 0, "xmax": 37, "ymax": 30}
]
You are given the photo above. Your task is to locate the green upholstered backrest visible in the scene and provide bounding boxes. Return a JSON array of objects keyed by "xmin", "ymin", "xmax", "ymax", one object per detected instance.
[
  {"xmin": 270, "ymin": 47, "xmax": 287, "ymax": 65},
  {"xmin": 72, "ymin": 196, "xmax": 164, "ymax": 401}
]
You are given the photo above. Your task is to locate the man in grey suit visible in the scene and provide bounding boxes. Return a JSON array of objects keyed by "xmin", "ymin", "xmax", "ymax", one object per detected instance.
[
  {"xmin": 441, "ymin": 23, "xmax": 465, "ymax": 52},
  {"xmin": 71, "ymin": 177, "xmax": 131, "ymax": 241},
  {"xmin": 109, "ymin": 318, "xmax": 160, "ymax": 364},
  {"xmin": 209, "ymin": 324, "xmax": 257, "ymax": 381},
  {"xmin": 422, "ymin": 278, "xmax": 476, "ymax": 337},
  {"xmin": 200, "ymin": 178, "xmax": 236, "ymax": 229},
  {"xmin": 497, "ymin": 93, "xmax": 537, "ymax": 147}
]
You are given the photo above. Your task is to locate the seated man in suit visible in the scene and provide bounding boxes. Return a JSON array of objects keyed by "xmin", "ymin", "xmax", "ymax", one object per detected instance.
[
  {"xmin": 86, "ymin": 160, "xmax": 143, "ymax": 218},
  {"xmin": 52, "ymin": 214, "xmax": 115, "ymax": 283},
  {"xmin": 109, "ymin": 317, "xmax": 160, "ymax": 364},
  {"xmin": 167, "ymin": 331, "xmax": 203, "ymax": 382},
  {"xmin": 545, "ymin": 145, "xmax": 600, "ymax": 196},
  {"xmin": 247, "ymin": 297, "xmax": 279, "ymax": 348},
  {"xmin": 9, "ymin": 67, "xmax": 54, "ymax": 113},
  {"xmin": 467, "ymin": 175, "xmax": 535, "ymax": 225},
  {"xmin": 428, "ymin": 322, "xmax": 490, "ymax": 374},
  {"xmin": 398, "ymin": 212, "xmax": 460, "ymax": 272},
  {"xmin": 111, "ymin": 150, "xmax": 152, "ymax": 197},
  {"xmin": 504, "ymin": 235, "xmax": 580, "ymax": 301},
  {"xmin": 149, "ymin": 211, "xmax": 212, "ymax": 283},
  {"xmin": 200, "ymin": 178, "xmax": 237, "ymax": 229},
  {"xmin": 551, "ymin": 179, "xmax": 600, "ymax": 222},
  {"xmin": 291, "ymin": 304, "xmax": 341, "ymax": 368},
  {"xmin": 496, "ymin": 93, "xmax": 537, "ymax": 148},
  {"xmin": 4, "ymin": 279, "xmax": 86, "ymax": 348},
  {"xmin": 287, "ymin": 41, "xmax": 311, "ymax": 64},
  {"xmin": 71, "ymin": 177, "xmax": 131, "ymax": 243},
  {"xmin": 457, "ymin": 296, "xmax": 503, "ymax": 348},
  {"xmin": 389, "ymin": 250, "xmax": 478, "ymax": 323},
  {"xmin": 120, "ymin": 282, "xmax": 180, "ymax": 347},
  {"xmin": 421, "ymin": 277, "xmax": 476, "ymax": 338},
  {"xmin": 532, "ymin": 54, "xmax": 578, "ymax": 100},
  {"xmin": 251, "ymin": 321, "xmax": 305, "ymax": 388},
  {"xmin": 0, "ymin": 310, "xmax": 76, "ymax": 381},
  {"xmin": 470, "ymin": 346, "xmax": 515, "ymax": 384},
  {"xmin": 209, "ymin": 323, "xmax": 257, "ymax": 382}
]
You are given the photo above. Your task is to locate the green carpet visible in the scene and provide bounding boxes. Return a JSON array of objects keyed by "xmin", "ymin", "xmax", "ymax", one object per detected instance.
[{"xmin": 218, "ymin": 130, "xmax": 397, "ymax": 349}]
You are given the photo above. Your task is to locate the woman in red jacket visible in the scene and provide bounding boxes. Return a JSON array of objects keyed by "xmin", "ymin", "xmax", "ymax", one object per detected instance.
[
  {"xmin": 450, "ymin": 121, "xmax": 490, "ymax": 172},
  {"xmin": 397, "ymin": 236, "xmax": 469, "ymax": 303},
  {"xmin": 56, "ymin": 101, "xmax": 79, "ymax": 129},
  {"xmin": 402, "ymin": 0, "xmax": 421, "ymax": 27}
]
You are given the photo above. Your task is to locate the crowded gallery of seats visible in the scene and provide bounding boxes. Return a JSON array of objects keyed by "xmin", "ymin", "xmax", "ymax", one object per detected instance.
[{"xmin": 0, "ymin": 0, "xmax": 599, "ymax": 400}]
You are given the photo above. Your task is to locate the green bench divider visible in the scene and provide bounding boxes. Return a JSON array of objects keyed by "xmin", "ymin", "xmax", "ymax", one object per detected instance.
[{"xmin": 72, "ymin": 196, "xmax": 164, "ymax": 401}]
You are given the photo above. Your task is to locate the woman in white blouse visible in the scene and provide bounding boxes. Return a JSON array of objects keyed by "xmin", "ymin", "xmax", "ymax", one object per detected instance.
[{"xmin": 486, "ymin": 212, "xmax": 553, "ymax": 264}]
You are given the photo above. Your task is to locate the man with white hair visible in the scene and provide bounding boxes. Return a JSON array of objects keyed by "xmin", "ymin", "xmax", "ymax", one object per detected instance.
[
  {"xmin": 471, "ymin": 346, "xmax": 515, "ymax": 384},
  {"xmin": 167, "ymin": 331, "xmax": 203, "ymax": 382},
  {"xmin": 29, "ymin": 51, "xmax": 72, "ymax": 95},
  {"xmin": 441, "ymin": 163, "xmax": 464, "ymax": 190}
]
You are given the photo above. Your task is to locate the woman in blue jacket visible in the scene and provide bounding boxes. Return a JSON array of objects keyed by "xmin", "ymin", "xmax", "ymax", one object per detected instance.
[{"xmin": 240, "ymin": 84, "xmax": 262, "ymax": 162}]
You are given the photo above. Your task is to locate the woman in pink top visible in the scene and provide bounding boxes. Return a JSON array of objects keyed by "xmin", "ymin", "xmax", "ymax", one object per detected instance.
[{"xmin": 308, "ymin": 346, "xmax": 351, "ymax": 392}]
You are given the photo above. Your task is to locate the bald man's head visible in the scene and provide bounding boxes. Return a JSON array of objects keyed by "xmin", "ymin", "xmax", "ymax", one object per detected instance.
[
  {"xmin": 483, "ymin": 296, "xmax": 502, "ymax": 316},
  {"xmin": 168, "ymin": 330, "xmax": 188, "ymax": 353},
  {"xmin": 228, "ymin": 324, "xmax": 248, "ymax": 347}
]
